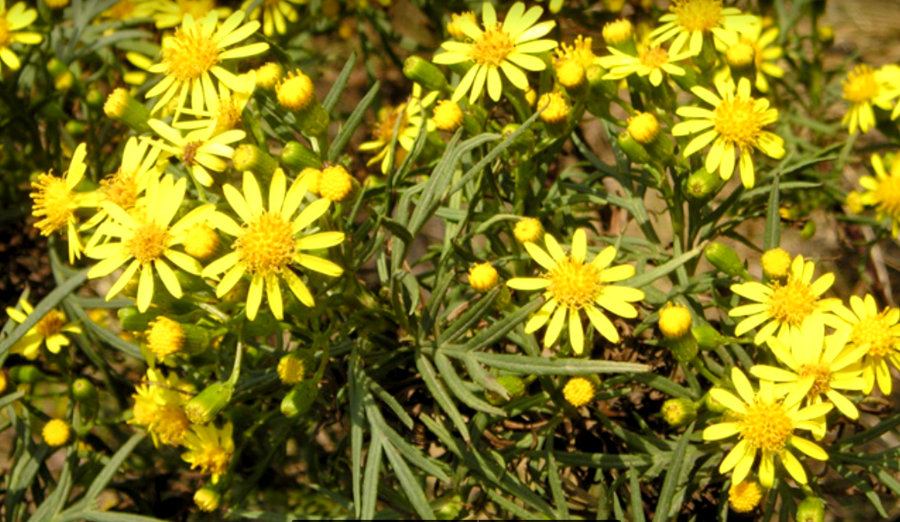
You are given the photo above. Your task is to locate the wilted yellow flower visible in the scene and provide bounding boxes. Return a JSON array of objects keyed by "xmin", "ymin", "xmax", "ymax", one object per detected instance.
[
  {"xmin": 537, "ymin": 92, "xmax": 568, "ymax": 123},
  {"xmin": 129, "ymin": 368, "xmax": 193, "ymax": 447},
  {"xmin": 181, "ymin": 422, "xmax": 234, "ymax": 483}
]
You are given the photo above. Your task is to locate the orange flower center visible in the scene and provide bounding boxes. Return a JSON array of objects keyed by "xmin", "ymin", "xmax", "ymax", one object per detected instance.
[
  {"xmin": 0, "ymin": 17, "xmax": 11, "ymax": 48},
  {"xmin": 797, "ymin": 363, "xmax": 832, "ymax": 398},
  {"xmin": 36, "ymin": 310, "xmax": 66, "ymax": 338},
  {"xmin": 128, "ymin": 221, "xmax": 170, "ymax": 264},
  {"xmin": 102, "ymin": 170, "xmax": 139, "ymax": 210},
  {"xmin": 640, "ymin": 46, "xmax": 669, "ymax": 68},
  {"xmin": 236, "ymin": 211, "xmax": 295, "ymax": 275},
  {"xmin": 738, "ymin": 398, "xmax": 792, "ymax": 453},
  {"xmin": 714, "ymin": 97, "xmax": 766, "ymax": 148},
  {"xmin": 766, "ymin": 277, "xmax": 817, "ymax": 327},
  {"xmin": 547, "ymin": 258, "xmax": 602, "ymax": 310},
  {"xmin": 672, "ymin": 0, "xmax": 723, "ymax": 32},
  {"xmin": 470, "ymin": 24, "xmax": 514, "ymax": 67},
  {"xmin": 162, "ymin": 25, "xmax": 219, "ymax": 82}
]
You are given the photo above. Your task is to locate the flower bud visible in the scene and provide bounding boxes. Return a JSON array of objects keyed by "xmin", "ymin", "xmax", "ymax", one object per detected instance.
[
  {"xmin": 845, "ymin": 190, "xmax": 863, "ymax": 214},
  {"xmin": 319, "ymin": 164, "xmax": 355, "ymax": 202},
  {"xmin": 704, "ymin": 242, "xmax": 751, "ymax": 280},
  {"xmin": 104, "ymin": 88, "xmax": 150, "ymax": 133},
  {"xmin": 435, "ymin": 494, "xmax": 465, "ymax": 520},
  {"xmin": 280, "ymin": 140, "xmax": 322, "ymax": 171},
  {"xmin": 796, "ymin": 496, "xmax": 825, "ymax": 522},
  {"xmin": 184, "ymin": 381, "xmax": 234, "ymax": 425},
  {"xmin": 555, "ymin": 59, "xmax": 585, "ymax": 89},
  {"xmin": 617, "ymin": 131, "xmax": 650, "ymax": 164},
  {"xmin": 255, "ymin": 62, "xmax": 283, "ymax": 89},
  {"xmin": 468, "ymin": 262, "xmax": 499, "ymax": 292},
  {"xmin": 232, "ymin": 144, "xmax": 277, "ymax": 178},
  {"xmin": 726, "ymin": 40, "xmax": 756, "ymax": 84},
  {"xmin": 692, "ymin": 325, "xmax": 725, "ymax": 349},
  {"xmin": 281, "ymin": 380, "xmax": 318, "ymax": 417},
  {"xmin": 86, "ymin": 89, "xmax": 104, "ymax": 107},
  {"xmin": 683, "ymin": 167, "xmax": 722, "ymax": 199},
  {"xmin": 499, "ymin": 123, "xmax": 535, "ymax": 154},
  {"xmin": 563, "ymin": 376, "xmax": 600, "ymax": 407},
  {"xmin": 194, "ymin": 487, "xmax": 221, "ymax": 512},
  {"xmin": 484, "ymin": 375, "xmax": 527, "ymax": 405},
  {"xmin": 277, "ymin": 69, "xmax": 315, "ymax": 111},
  {"xmin": 761, "ymin": 248, "xmax": 791, "ymax": 280},
  {"xmin": 659, "ymin": 303, "xmax": 697, "ymax": 362},
  {"xmin": 514, "ymin": 217, "xmax": 542, "ymax": 244},
  {"xmin": 703, "ymin": 391, "xmax": 727, "ymax": 413},
  {"xmin": 537, "ymin": 92, "xmax": 569, "ymax": 125},
  {"xmin": 602, "ymin": 19, "xmax": 635, "ymax": 52},
  {"xmin": 432, "ymin": 100, "xmax": 463, "ymax": 132},
  {"xmin": 800, "ymin": 220, "xmax": 816, "ymax": 240},
  {"xmin": 728, "ymin": 480, "xmax": 763, "ymax": 513},
  {"xmin": 72, "ymin": 377, "xmax": 98, "ymax": 402},
  {"xmin": 403, "ymin": 56, "xmax": 448, "ymax": 92},
  {"xmin": 43, "ymin": 419, "xmax": 70, "ymax": 446},
  {"xmin": 11, "ymin": 365, "xmax": 46, "ymax": 384},
  {"xmin": 627, "ymin": 112, "xmax": 659, "ymax": 144},
  {"xmin": 661, "ymin": 397, "xmax": 697, "ymax": 427},
  {"xmin": 277, "ymin": 351, "xmax": 314, "ymax": 385},
  {"xmin": 183, "ymin": 223, "xmax": 220, "ymax": 260}
]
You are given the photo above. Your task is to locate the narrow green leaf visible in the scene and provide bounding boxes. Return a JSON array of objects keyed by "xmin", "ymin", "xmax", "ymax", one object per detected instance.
[
  {"xmin": 628, "ymin": 467, "xmax": 646, "ymax": 522},
  {"xmin": 833, "ymin": 463, "xmax": 887, "ymax": 518},
  {"xmin": 458, "ymin": 298, "xmax": 542, "ymax": 352},
  {"xmin": 546, "ymin": 439, "xmax": 570, "ymax": 520},
  {"xmin": 323, "ymin": 52, "xmax": 356, "ymax": 113},
  {"xmin": 437, "ymin": 287, "xmax": 500, "ymax": 345},
  {"xmin": 57, "ymin": 512, "xmax": 168, "ymax": 522},
  {"xmin": 366, "ymin": 405, "xmax": 451, "ymax": 482},
  {"xmin": 433, "ymin": 352, "xmax": 505, "ymax": 415},
  {"xmin": 626, "ymin": 248, "xmax": 702, "ymax": 289},
  {"xmin": 416, "ymin": 353, "xmax": 470, "ymax": 442},
  {"xmin": 653, "ymin": 423, "xmax": 694, "ymax": 522},
  {"xmin": 349, "ymin": 347, "xmax": 364, "ymax": 519},
  {"xmin": 631, "ymin": 373, "xmax": 695, "ymax": 399},
  {"xmin": 80, "ymin": 432, "xmax": 146, "ymax": 509},
  {"xmin": 450, "ymin": 350, "xmax": 648, "ymax": 375},
  {"xmin": 328, "ymin": 81, "xmax": 380, "ymax": 162},
  {"xmin": 361, "ymin": 427, "xmax": 384, "ymax": 520},
  {"xmin": 550, "ymin": 451, "xmax": 655, "ymax": 469},
  {"xmin": 381, "ymin": 439, "xmax": 436, "ymax": 519},
  {"xmin": 29, "ymin": 447, "xmax": 75, "ymax": 522},
  {"xmin": 483, "ymin": 488, "xmax": 543, "ymax": 520}
]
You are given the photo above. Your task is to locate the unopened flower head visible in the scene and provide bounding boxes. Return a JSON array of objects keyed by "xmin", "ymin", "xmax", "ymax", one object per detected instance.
[
  {"xmin": 43, "ymin": 419, "xmax": 70, "ymax": 447},
  {"xmin": 147, "ymin": 316, "xmax": 185, "ymax": 358},
  {"xmin": 433, "ymin": 2, "xmax": 557, "ymax": 103},
  {"xmin": 650, "ymin": 0, "xmax": 758, "ymax": 57},
  {"xmin": 673, "ymin": 77, "xmax": 785, "ymax": 188},
  {"xmin": 194, "ymin": 487, "xmax": 220, "ymax": 512},
  {"xmin": 729, "ymin": 480, "xmax": 763, "ymax": 513},
  {"xmin": 729, "ymin": 254, "xmax": 848, "ymax": 347},
  {"xmin": 702, "ymin": 367, "xmax": 832, "ymax": 488},
  {"xmin": 537, "ymin": 92, "xmax": 569, "ymax": 124},
  {"xmin": 277, "ymin": 69, "xmax": 315, "ymax": 111},
  {"xmin": 203, "ymin": 169, "xmax": 344, "ymax": 321},
  {"xmin": 319, "ymin": 165, "xmax": 354, "ymax": 202},
  {"xmin": 507, "ymin": 229, "xmax": 644, "ymax": 354},
  {"xmin": 553, "ymin": 35, "xmax": 597, "ymax": 88},
  {"xmin": 659, "ymin": 302, "xmax": 692, "ymax": 339},
  {"xmin": 514, "ymin": 217, "xmax": 542, "ymax": 243},
  {"xmin": 602, "ymin": 19, "xmax": 633, "ymax": 46},
  {"xmin": 432, "ymin": 99, "xmax": 463, "ymax": 131},
  {"xmin": 277, "ymin": 352, "xmax": 308, "ymax": 385},
  {"xmin": 563, "ymin": 377, "xmax": 596, "ymax": 407},
  {"xmin": 761, "ymin": 247, "xmax": 791, "ymax": 279},
  {"xmin": 0, "ymin": 2, "xmax": 43, "ymax": 72},
  {"xmin": 469, "ymin": 262, "xmax": 499, "ymax": 292},
  {"xmin": 85, "ymin": 174, "xmax": 214, "ymax": 312},
  {"xmin": 627, "ymin": 112, "xmax": 660, "ymax": 144},
  {"xmin": 255, "ymin": 61, "xmax": 283, "ymax": 88},
  {"xmin": 146, "ymin": 10, "xmax": 268, "ymax": 115}
]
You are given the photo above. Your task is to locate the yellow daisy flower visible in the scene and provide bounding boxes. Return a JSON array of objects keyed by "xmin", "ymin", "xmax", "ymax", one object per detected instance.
[
  {"xmin": 85, "ymin": 174, "xmax": 214, "ymax": 312},
  {"xmin": 433, "ymin": 2, "xmax": 557, "ymax": 103},
  {"xmin": 672, "ymin": 77, "xmax": 785, "ymax": 188},
  {"xmin": 181, "ymin": 422, "xmax": 234, "ymax": 483},
  {"xmin": 81, "ymin": 137, "xmax": 163, "ymax": 241},
  {"xmin": 507, "ymin": 229, "xmax": 644, "ymax": 354},
  {"xmin": 243, "ymin": 0, "xmax": 305, "ymax": 37},
  {"xmin": 734, "ymin": 20, "xmax": 784, "ymax": 93},
  {"xmin": 30, "ymin": 143, "xmax": 98, "ymax": 263},
  {"xmin": 598, "ymin": 43, "xmax": 691, "ymax": 87},
  {"xmin": 0, "ymin": 1, "xmax": 42, "ymax": 72},
  {"xmin": 650, "ymin": 0, "xmax": 758, "ymax": 57},
  {"xmin": 840, "ymin": 64, "xmax": 900, "ymax": 135},
  {"xmin": 147, "ymin": 119, "xmax": 245, "ymax": 187},
  {"xmin": 129, "ymin": 368, "xmax": 193, "ymax": 447},
  {"xmin": 173, "ymin": 71, "xmax": 256, "ymax": 133},
  {"xmin": 358, "ymin": 85, "xmax": 438, "ymax": 174},
  {"xmin": 858, "ymin": 152, "xmax": 900, "ymax": 237},
  {"xmin": 749, "ymin": 315, "xmax": 866, "ymax": 424},
  {"xmin": 202, "ymin": 169, "xmax": 344, "ymax": 321},
  {"xmin": 729, "ymin": 254, "xmax": 848, "ymax": 347},
  {"xmin": 5, "ymin": 299, "xmax": 81, "ymax": 359},
  {"xmin": 702, "ymin": 367, "xmax": 832, "ymax": 489},
  {"xmin": 146, "ymin": 10, "xmax": 268, "ymax": 115},
  {"xmin": 98, "ymin": 0, "xmax": 155, "ymax": 23},
  {"xmin": 834, "ymin": 294, "xmax": 900, "ymax": 396},
  {"xmin": 151, "ymin": 0, "xmax": 230, "ymax": 30}
]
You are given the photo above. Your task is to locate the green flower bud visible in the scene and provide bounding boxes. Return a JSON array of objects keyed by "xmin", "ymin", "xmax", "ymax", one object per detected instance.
[
  {"xmin": 194, "ymin": 487, "xmax": 221, "ymax": 512},
  {"xmin": 280, "ymin": 140, "xmax": 322, "ymax": 171},
  {"xmin": 704, "ymin": 242, "xmax": 751, "ymax": 280},
  {"xmin": 281, "ymin": 380, "xmax": 318, "ymax": 418},
  {"xmin": 500, "ymin": 123, "xmax": 536, "ymax": 155},
  {"xmin": 85, "ymin": 89, "xmax": 104, "ymax": 107},
  {"xmin": 692, "ymin": 325, "xmax": 725, "ymax": 349},
  {"xmin": 683, "ymin": 167, "xmax": 723, "ymax": 199},
  {"xmin": 703, "ymin": 391, "xmax": 727, "ymax": 413},
  {"xmin": 796, "ymin": 496, "xmax": 825, "ymax": 522},
  {"xmin": 232, "ymin": 144, "xmax": 277, "ymax": 178},
  {"xmin": 72, "ymin": 378, "xmax": 98, "ymax": 402},
  {"xmin": 184, "ymin": 381, "xmax": 233, "ymax": 425},
  {"xmin": 661, "ymin": 397, "xmax": 697, "ymax": 427},
  {"xmin": 800, "ymin": 220, "xmax": 816, "ymax": 240},
  {"xmin": 297, "ymin": 102, "xmax": 330, "ymax": 137},
  {"xmin": 11, "ymin": 365, "xmax": 46, "ymax": 384},
  {"xmin": 617, "ymin": 132, "xmax": 651, "ymax": 164},
  {"xmin": 403, "ymin": 56, "xmax": 448, "ymax": 92},
  {"xmin": 65, "ymin": 120, "xmax": 87, "ymax": 136},
  {"xmin": 434, "ymin": 494, "xmax": 465, "ymax": 520},
  {"xmin": 484, "ymin": 375, "xmax": 527, "ymax": 405},
  {"xmin": 118, "ymin": 306, "xmax": 159, "ymax": 331}
]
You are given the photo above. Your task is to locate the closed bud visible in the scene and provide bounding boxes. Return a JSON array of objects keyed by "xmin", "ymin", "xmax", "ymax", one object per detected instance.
[
  {"xmin": 72, "ymin": 378, "xmax": 98, "ymax": 402},
  {"xmin": 194, "ymin": 487, "xmax": 220, "ymax": 512},
  {"xmin": 232, "ymin": 144, "xmax": 277, "ymax": 178},
  {"xmin": 602, "ymin": 19, "xmax": 634, "ymax": 52},
  {"xmin": 800, "ymin": 220, "xmax": 816, "ymax": 239},
  {"xmin": 104, "ymin": 88, "xmax": 150, "ymax": 133},
  {"xmin": 432, "ymin": 100, "xmax": 463, "ymax": 132},
  {"xmin": 796, "ymin": 496, "xmax": 825, "ymax": 522},
  {"xmin": 627, "ymin": 112, "xmax": 659, "ymax": 144},
  {"xmin": 692, "ymin": 325, "xmax": 725, "ymax": 349},
  {"xmin": 319, "ymin": 164, "xmax": 355, "ymax": 202},
  {"xmin": 298, "ymin": 102, "xmax": 330, "ymax": 137},
  {"xmin": 659, "ymin": 303, "xmax": 697, "ymax": 364},
  {"xmin": 277, "ymin": 351, "xmax": 314, "ymax": 385},
  {"xmin": 280, "ymin": 140, "xmax": 321, "ymax": 171},
  {"xmin": 704, "ymin": 242, "xmax": 751, "ymax": 280},
  {"xmin": 683, "ymin": 167, "xmax": 722, "ymax": 199},
  {"xmin": 563, "ymin": 375, "xmax": 601, "ymax": 407},
  {"xmin": 403, "ymin": 56, "xmax": 448, "ymax": 92},
  {"xmin": 468, "ymin": 262, "xmax": 499, "ymax": 292},
  {"xmin": 761, "ymin": 248, "xmax": 791, "ymax": 280},
  {"xmin": 537, "ymin": 92, "xmax": 569, "ymax": 126},
  {"xmin": 281, "ymin": 380, "xmax": 318, "ymax": 417},
  {"xmin": 65, "ymin": 120, "xmax": 87, "ymax": 135},
  {"xmin": 484, "ymin": 375, "xmax": 527, "ymax": 405},
  {"xmin": 617, "ymin": 132, "xmax": 650, "ymax": 164},
  {"xmin": 11, "ymin": 365, "xmax": 46, "ymax": 384},
  {"xmin": 500, "ymin": 123, "xmax": 535, "ymax": 154},
  {"xmin": 435, "ymin": 494, "xmax": 465, "ymax": 520},
  {"xmin": 184, "ymin": 381, "xmax": 233, "ymax": 425},
  {"xmin": 86, "ymin": 89, "xmax": 104, "ymax": 107},
  {"xmin": 703, "ymin": 391, "xmax": 727, "ymax": 413},
  {"xmin": 661, "ymin": 397, "xmax": 697, "ymax": 427},
  {"xmin": 817, "ymin": 25, "xmax": 834, "ymax": 46},
  {"xmin": 728, "ymin": 480, "xmax": 763, "ymax": 513}
]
